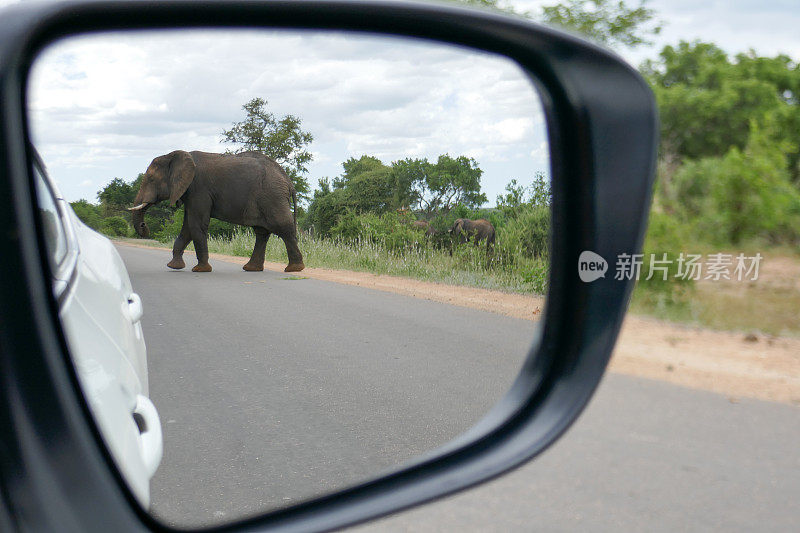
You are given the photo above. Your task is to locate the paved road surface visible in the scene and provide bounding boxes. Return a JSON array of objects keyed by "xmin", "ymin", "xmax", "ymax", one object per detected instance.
[
  {"xmin": 352, "ymin": 376, "xmax": 799, "ymax": 532},
  {"xmin": 119, "ymin": 245, "xmax": 534, "ymax": 526},
  {"xmin": 117, "ymin": 245, "xmax": 799, "ymax": 531}
]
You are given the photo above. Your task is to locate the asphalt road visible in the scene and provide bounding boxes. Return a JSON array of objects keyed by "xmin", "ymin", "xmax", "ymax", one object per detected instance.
[
  {"xmin": 117, "ymin": 245, "xmax": 799, "ymax": 531},
  {"xmin": 118, "ymin": 245, "xmax": 535, "ymax": 526}
]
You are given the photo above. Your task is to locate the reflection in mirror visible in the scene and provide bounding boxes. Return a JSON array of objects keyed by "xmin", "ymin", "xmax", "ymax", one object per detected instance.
[{"xmin": 28, "ymin": 29, "xmax": 550, "ymax": 527}]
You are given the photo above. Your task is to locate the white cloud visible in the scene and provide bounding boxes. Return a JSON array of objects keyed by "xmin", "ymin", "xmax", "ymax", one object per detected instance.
[{"xmin": 530, "ymin": 141, "xmax": 548, "ymax": 160}]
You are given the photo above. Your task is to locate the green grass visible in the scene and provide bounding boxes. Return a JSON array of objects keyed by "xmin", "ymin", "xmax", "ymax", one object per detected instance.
[
  {"xmin": 133, "ymin": 228, "xmax": 549, "ymax": 294},
  {"xmin": 631, "ymin": 280, "xmax": 800, "ymax": 337},
  {"xmin": 631, "ymin": 284, "xmax": 800, "ymax": 337}
]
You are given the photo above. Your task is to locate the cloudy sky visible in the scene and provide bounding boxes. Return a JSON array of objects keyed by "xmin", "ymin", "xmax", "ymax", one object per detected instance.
[
  {"xmin": 512, "ymin": 0, "xmax": 800, "ymax": 63},
  {"xmin": 28, "ymin": 29, "xmax": 546, "ymax": 203},
  {"xmin": 6, "ymin": 0, "xmax": 800, "ymax": 204}
]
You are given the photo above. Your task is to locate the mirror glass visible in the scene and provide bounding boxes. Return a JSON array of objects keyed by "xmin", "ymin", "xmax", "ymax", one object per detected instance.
[{"xmin": 28, "ymin": 29, "xmax": 550, "ymax": 527}]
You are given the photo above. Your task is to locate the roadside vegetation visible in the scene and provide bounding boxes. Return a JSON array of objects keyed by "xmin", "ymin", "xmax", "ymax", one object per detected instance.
[
  {"xmin": 126, "ymin": 227, "xmax": 546, "ymax": 294},
  {"xmin": 74, "ymin": 0, "xmax": 799, "ymax": 336}
]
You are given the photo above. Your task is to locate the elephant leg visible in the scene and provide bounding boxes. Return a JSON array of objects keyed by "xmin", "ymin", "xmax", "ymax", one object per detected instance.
[
  {"xmin": 167, "ymin": 219, "xmax": 191, "ymax": 269},
  {"xmin": 277, "ymin": 223, "xmax": 304, "ymax": 272},
  {"xmin": 189, "ymin": 212, "xmax": 212, "ymax": 272},
  {"xmin": 243, "ymin": 227, "xmax": 270, "ymax": 271}
]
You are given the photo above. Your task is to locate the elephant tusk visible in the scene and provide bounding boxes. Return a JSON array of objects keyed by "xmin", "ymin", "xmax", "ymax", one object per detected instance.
[{"xmin": 127, "ymin": 203, "xmax": 149, "ymax": 211}]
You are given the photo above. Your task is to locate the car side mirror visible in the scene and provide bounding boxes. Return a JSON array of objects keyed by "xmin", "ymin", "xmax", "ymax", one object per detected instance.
[{"xmin": 0, "ymin": 1, "xmax": 657, "ymax": 531}]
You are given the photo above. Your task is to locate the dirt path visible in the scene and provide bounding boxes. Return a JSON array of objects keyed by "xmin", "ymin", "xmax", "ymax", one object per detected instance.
[{"xmin": 117, "ymin": 242, "xmax": 800, "ymax": 405}]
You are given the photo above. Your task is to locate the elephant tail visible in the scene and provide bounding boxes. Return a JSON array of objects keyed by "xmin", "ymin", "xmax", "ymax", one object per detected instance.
[{"xmin": 292, "ymin": 190, "xmax": 298, "ymax": 231}]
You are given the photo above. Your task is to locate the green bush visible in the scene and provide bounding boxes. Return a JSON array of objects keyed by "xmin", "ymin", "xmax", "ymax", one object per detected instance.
[
  {"xmin": 632, "ymin": 210, "xmax": 695, "ymax": 317},
  {"xmin": 328, "ymin": 209, "xmax": 369, "ymax": 241},
  {"xmin": 70, "ymin": 200, "xmax": 103, "ymax": 230},
  {"xmin": 209, "ymin": 218, "xmax": 236, "ymax": 239},
  {"xmin": 99, "ymin": 216, "xmax": 131, "ymax": 237},
  {"xmin": 496, "ymin": 204, "xmax": 549, "ymax": 260},
  {"xmin": 518, "ymin": 261, "xmax": 548, "ymax": 294},
  {"xmin": 671, "ymin": 122, "xmax": 800, "ymax": 246},
  {"xmin": 153, "ymin": 210, "xmax": 183, "ymax": 242},
  {"xmin": 141, "ymin": 203, "xmax": 179, "ymax": 238},
  {"xmin": 330, "ymin": 210, "xmax": 424, "ymax": 253},
  {"xmin": 303, "ymin": 187, "xmax": 348, "ymax": 237}
]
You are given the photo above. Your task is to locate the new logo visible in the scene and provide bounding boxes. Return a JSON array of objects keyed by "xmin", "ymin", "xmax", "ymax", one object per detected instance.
[{"xmin": 578, "ymin": 251, "xmax": 607, "ymax": 282}]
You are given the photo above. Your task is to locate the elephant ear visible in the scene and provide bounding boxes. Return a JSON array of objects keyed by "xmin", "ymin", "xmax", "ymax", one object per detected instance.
[{"xmin": 167, "ymin": 150, "xmax": 196, "ymax": 206}]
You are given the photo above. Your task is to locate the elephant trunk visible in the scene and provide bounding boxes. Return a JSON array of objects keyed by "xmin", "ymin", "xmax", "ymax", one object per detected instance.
[{"xmin": 130, "ymin": 202, "xmax": 151, "ymax": 238}]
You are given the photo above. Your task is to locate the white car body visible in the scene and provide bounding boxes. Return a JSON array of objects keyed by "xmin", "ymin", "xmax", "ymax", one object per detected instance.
[{"xmin": 34, "ymin": 160, "xmax": 162, "ymax": 508}]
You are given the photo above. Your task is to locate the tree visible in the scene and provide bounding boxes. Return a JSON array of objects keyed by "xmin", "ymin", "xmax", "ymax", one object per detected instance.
[
  {"xmin": 454, "ymin": 0, "xmax": 661, "ymax": 49},
  {"xmin": 304, "ymin": 157, "xmax": 397, "ymax": 236},
  {"xmin": 452, "ymin": 0, "xmax": 518, "ymax": 15},
  {"xmin": 392, "ymin": 155, "xmax": 486, "ymax": 216},
  {"xmin": 97, "ymin": 177, "xmax": 139, "ymax": 208},
  {"xmin": 539, "ymin": 0, "xmax": 662, "ymax": 48},
  {"xmin": 389, "ymin": 157, "xmax": 427, "ymax": 210},
  {"xmin": 304, "ymin": 153, "xmax": 488, "ymax": 235},
  {"xmin": 497, "ymin": 179, "xmax": 527, "ymax": 210},
  {"xmin": 341, "ymin": 155, "xmax": 386, "ymax": 182},
  {"xmin": 496, "ymin": 173, "xmax": 551, "ymax": 214},
  {"xmin": 304, "ymin": 184, "xmax": 342, "ymax": 237},
  {"xmin": 221, "ymin": 97, "xmax": 313, "ymax": 200},
  {"xmin": 642, "ymin": 42, "xmax": 800, "ymax": 175},
  {"xmin": 345, "ymin": 169, "xmax": 396, "ymax": 214}
]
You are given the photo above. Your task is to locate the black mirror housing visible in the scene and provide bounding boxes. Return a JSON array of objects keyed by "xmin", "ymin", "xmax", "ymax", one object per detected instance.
[{"xmin": 0, "ymin": 1, "xmax": 657, "ymax": 531}]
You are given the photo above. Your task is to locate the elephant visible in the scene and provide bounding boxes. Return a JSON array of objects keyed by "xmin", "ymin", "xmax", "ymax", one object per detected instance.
[
  {"xmin": 129, "ymin": 150, "xmax": 304, "ymax": 273},
  {"xmin": 411, "ymin": 219, "xmax": 440, "ymax": 237},
  {"xmin": 449, "ymin": 218, "xmax": 495, "ymax": 251},
  {"xmin": 411, "ymin": 220, "xmax": 429, "ymax": 231}
]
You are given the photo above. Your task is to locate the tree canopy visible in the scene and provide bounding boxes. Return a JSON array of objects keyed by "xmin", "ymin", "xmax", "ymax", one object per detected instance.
[
  {"xmin": 305, "ymin": 156, "xmax": 396, "ymax": 236},
  {"xmin": 640, "ymin": 41, "xmax": 800, "ymax": 245},
  {"xmin": 642, "ymin": 41, "xmax": 800, "ymax": 183},
  {"xmin": 496, "ymin": 172, "xmax": 551, "ymax": 212},
  {"xmin": 393, "ymin": 155, "xmax": 487, "ymax": 216},
  {"xmin": 97, "ymin": 176, "xmax": 141, "ymax": 208},
  {"xmin": 221, "ymin": 97, "xmax": 313, "ymax": 200},
  {"xmin": 540, "ymin": 0, "xmax": 662, "ymax": 48},
  {"xmin": 304, "ymin": 154, "xmax": 487, "ymax": 236},
  {"xmin": 457, "ymin": 0, "xmax": 661, "ymax": 49}
]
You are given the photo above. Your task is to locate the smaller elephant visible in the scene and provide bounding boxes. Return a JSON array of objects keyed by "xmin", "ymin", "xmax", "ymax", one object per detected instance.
[
  {"xmin": 411, "ymin": 220, "xmax": 429, "ymax": 231},
  {"xmin": 449, "ymin": 218, "xmax": 495, "ymax": 251},
  {"xmin": 411, "ymin": 219, "xmax": 440, "ymax": 238}
]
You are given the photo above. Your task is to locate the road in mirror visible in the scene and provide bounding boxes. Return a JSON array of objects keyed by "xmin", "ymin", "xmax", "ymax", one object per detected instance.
[{"xmin": 28, "ymin": 29, "xmax": 551, "ymax": 527}]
